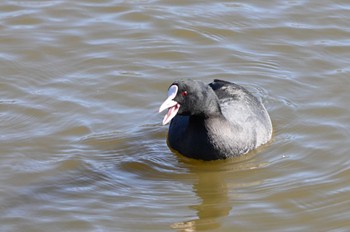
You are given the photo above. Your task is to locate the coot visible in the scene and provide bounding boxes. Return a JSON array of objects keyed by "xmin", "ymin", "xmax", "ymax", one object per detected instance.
[{"xmin": 159, "ymin": 79, "xmax": 272, "ymax": 160}]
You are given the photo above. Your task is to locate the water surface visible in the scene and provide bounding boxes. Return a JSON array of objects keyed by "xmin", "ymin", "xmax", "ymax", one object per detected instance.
[{"xmin": 1, "ymin": 0, "xmax": 350, "ymax": 231}]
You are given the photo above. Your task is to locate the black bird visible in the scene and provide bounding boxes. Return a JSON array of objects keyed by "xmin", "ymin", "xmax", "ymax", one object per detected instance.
[{"xmin": 159, "ymin": 79, "xmax": 272, "ymax": 161}]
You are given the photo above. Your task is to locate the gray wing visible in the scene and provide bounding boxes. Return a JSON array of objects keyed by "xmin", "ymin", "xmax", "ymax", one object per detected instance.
[{"xmin": 209, "ymin": 79, "xmax": 272, "ymax": 146}]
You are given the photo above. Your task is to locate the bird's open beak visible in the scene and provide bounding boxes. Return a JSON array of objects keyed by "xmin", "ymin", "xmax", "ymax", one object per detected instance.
[{"xmin": 159, "ymin": 85, "xmax": 180, "ymax": 125}]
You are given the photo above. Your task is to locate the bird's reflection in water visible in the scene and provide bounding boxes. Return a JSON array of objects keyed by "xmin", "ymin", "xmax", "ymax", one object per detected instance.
[
  {"xmin": 171, "ymin": 169, "xmax": 231, "ymax": 231},
  {"xmin": 171, "ymin": 152, "xmax": 264, "ymax": 232}
]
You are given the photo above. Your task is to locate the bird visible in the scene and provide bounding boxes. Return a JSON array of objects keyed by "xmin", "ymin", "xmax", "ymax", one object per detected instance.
[{"xmin": 159, "ymin": 79, "xmax": 272, "ymax": 161}]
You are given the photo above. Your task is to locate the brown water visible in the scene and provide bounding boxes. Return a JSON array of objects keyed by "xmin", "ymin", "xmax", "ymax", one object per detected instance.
[{"xmin": 1, "ymin": 0, "xmax": 350, "ymax": 231}]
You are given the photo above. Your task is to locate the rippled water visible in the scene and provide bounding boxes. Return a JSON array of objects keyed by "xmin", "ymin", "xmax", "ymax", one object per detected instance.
[{"xmin": 1, "ymin": 0, "xmax": 350, "ymax": 231}]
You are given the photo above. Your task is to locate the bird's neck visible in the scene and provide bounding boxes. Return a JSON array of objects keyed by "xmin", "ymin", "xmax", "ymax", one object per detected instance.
[{"xmin": 201, "ymin": 94, "xmax": 222, "ymax": 118}]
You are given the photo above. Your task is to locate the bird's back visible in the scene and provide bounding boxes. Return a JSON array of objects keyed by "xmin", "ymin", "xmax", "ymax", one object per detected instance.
[{"xmin": 209, "ymin": 79, "xmax": 272, "ymax": 147}]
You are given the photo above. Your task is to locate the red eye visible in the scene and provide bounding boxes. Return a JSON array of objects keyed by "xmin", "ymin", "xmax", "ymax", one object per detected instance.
[{"xmin": 181, "ymin": 91, "xmax": 188, "ymax": 96}]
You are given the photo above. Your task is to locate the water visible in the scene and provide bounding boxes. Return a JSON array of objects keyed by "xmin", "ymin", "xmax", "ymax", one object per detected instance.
[{"xmin": 1, "ymin": 0, "xmax": 350, "ymax": 231}]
